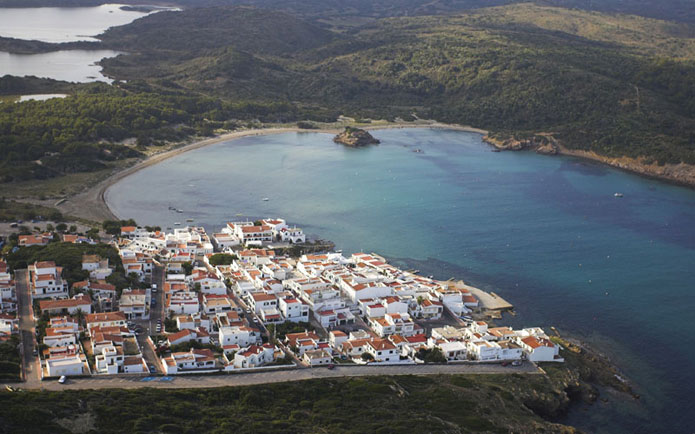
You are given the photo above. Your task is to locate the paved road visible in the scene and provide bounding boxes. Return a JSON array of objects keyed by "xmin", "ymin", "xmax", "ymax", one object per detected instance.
[
  {"xmin": 16, "ymin": 269, "xmax": 41, "ymax": 388},
  {"xmin": 134, "ymin": 266, "xmax": 165, "ymax": 373},
  {"xmin": 29, "ymin": 361, "xmax": 539, "ymax": 391}
]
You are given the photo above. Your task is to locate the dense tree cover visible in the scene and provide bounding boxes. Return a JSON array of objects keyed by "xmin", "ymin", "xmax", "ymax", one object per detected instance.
[
  {"xmin": 0, "ymin": 81, "xmax": 315, "ymax": 182},
  {"xmin": 5, "ymin": 242, "xmax": 123, "ymax": 285},
  {"xmin": 0, "ymin": 375, "xmax": 575, "ymax": 432},
  {"xmin": 99, "ymin": 7, "xmax": 335, "ymax": 55},
  {"xmin": 207, "ymin": 253, "xmax": 237, "ymax": 266},
  {"xmin": 102, "ymin": 219, "xmax": 136, "ymax": 236}
]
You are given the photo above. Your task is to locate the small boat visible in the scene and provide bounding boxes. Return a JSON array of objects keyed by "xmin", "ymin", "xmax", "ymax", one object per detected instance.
[
  {"xmin": 168, "ymin": 206, "xmax": 176, "ymax": 211},
  {"xmin": 614, "ymin": 193, "xmax": 623, "ymax": 198},
  {"xmin": 413, "ymin": 148, "xmax": 423, "ymax": 153},
  {"xmin": 186, "ymin": 218, "xmax": 194, "ymax": 222},
  {"xmin": 262, "ymin": 198, "xmax": 269, "ymax": 201},
  {"xmin": 491, "ymin": 149, "xmax": 501, "ymax": 152},
  {"xmin": 174, "ymin": 222, "xmax": 181, "ymax": 226},
  {"xmin": 176, "ymin": 209, "xmax": 183, "ymax": 213}
]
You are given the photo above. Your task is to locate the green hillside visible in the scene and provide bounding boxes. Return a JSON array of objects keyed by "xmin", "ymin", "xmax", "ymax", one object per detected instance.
[
  {"xmin": 1, "ymin": 4, "xmax": 694, "ymax": 185},
  {"xmin": 0, "ymin": 375, "xmax": 577, "ymax": 433}
]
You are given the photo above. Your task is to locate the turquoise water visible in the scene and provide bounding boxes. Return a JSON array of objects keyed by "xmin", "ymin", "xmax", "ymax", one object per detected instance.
[{"xmin": 107, "ymin": 129, "xmax": 695, "ymax": 433}]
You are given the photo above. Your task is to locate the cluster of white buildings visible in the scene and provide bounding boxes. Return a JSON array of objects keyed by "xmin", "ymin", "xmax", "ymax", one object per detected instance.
[
  {"xmin": 284, "ymin": 320, "xmax": 561, "ymax": 365},
  {"xmin": 41, "ymin": 310, "xmax": 149, "ymax": 377},
  {"xmin": 32, "ymin": 251, "xmax": 155, "ymax": 378},
  {"xmin": 13, "ymin": 215, "xmax": 564, "ymax": 381},
  {"xmin": 212, "ymin": 219, "xmax": 306, "ymax": 249}
]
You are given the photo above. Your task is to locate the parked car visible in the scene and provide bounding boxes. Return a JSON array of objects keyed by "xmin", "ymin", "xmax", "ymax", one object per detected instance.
[
  {"xmin": 327, "ymin": 364, "xmax": 335, "ymax": 370},
  {"xmin": 501, "ymin": 361, "xmax": 510, "ymax": 367},
  {"xmin": 148, "ymin": 364, "xmax": 156, "ymax": 374},
  {"xmin": 32, "ymin": 348, "xmax": 38, "ymax": 356},
  {"xmin": 512, "ymin": 360, "xmax": 522, "ymax": 367},
  {"xmin": 58, "ymin": 376, "xmax": 67, "ymax": 384}
]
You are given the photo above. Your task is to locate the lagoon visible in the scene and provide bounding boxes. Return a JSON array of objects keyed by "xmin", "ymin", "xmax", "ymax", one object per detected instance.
[
  {"xmin": 0, "ymin": 50, "xmax": 120, "ymax": 83},
  {"xmin": 106, "ymin": 128, "xmax": 695, "ymax": 433},
  {"xmin": 0, "ymin": 4, "xmax": 151, "ymax": 43}
]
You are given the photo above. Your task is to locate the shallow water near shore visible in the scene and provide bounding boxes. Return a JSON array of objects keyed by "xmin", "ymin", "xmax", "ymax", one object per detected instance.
[
  {"xmin": 0, "ymin": 4, "xmax": 151, "ymax": 43},
  {"xmin": 107, "ymin": 128, "xmax": 695, "ymax": 433},
  {"xmin": 0, "ymin": 50, "xmax": 121, "ymax": 83}
]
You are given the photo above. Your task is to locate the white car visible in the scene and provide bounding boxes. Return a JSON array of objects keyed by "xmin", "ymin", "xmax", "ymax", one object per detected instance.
[{"xmin": 58, "ymin": 376, "xmax": 67, "ymax": 384}]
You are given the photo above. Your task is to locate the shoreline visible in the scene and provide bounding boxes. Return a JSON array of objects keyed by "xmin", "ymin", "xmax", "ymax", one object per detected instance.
[
  {"xmin": 58, "ymin": 119, "xmax": 692, "ymax": 224},
  {"xmin": 72, "ymin": 122, "xmax": 486, "ymax": 222},
  {"xmin": 483, "ymin": 135, "xmax": 695, "ymax": 189}
]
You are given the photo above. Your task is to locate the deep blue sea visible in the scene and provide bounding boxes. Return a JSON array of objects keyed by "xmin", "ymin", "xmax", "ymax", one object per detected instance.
[{"xmin": 107, "ymin": 128, "xmax": 695, "ymax": 433}]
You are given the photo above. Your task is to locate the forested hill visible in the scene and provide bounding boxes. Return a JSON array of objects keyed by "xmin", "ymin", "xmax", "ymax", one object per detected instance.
[
  {"xmin": 1, "ymin": 0, "xmax": 694, "ymax": 25},
  {"xmin": 99, "ymin": 6, "xmax": 336, "ymax": 55},
  {"xmin": 96, "ymin": 4, "xmax": 695, "ymax": 165},
  {"xmin": 1, "ymin": 4, "xmax": 694, "ymax": 185}
]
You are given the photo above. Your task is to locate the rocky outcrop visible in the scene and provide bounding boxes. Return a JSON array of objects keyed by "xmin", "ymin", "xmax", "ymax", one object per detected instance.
[
  {"xmin": 333, "ymin": 127, "xmax": 380, "ymax": 147},
  {"xmin": 485, "ymin": 133, "xmax": 695, "ymax": 187},
  {"xmin": 483, "ymin": 134, "xmax": 558, "ymax": 154}
]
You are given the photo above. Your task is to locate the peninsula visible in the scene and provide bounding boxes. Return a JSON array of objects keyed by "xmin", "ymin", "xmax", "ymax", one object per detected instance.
[{"xmin": 0, "ymin": 215, "xmax": 637, "ymax": 432}]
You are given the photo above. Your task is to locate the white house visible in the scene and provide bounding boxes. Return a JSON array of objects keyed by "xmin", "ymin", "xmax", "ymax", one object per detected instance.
[
  {"xmin": 329, "ymin": 330, "xmax": 348, "ymax": 350},
  {"xmin": 232, "ymin": 344, "xmax": 276, "ymax": 369},
  {"xmin": 95, "ymin": 344, "xmax": 124, "ymax": 375},
  {"xmin": 366, "ymin": 338, "xmax": 399, "ymax": 363},
  {"xmin": 46, "ymin": 354, "xmax": 84, "ymax": 377},
  {"xmin": 248, "ymin": 292, "xmax": 277, "ymax": 314},
  {"xmin": 438, "ymin": 341, "xmax": 468, "ymax": 361},
  {"xmin": 278, "ymin": 227, "xmax": 306, "ymax": 244},
  {"xmin": 39, "ymin": 294, "xmax": 92, "ymax": 316},
  {"xmin": 234, "ymin": 224, "xmax": 273, "ymax": 244},
  {"xmin": 85, "ymin": 311, "xmax": 127, "ymax": 333},
  {"xmin": 43, "ymin": 327, "xmax": 78, "ymax": 348},
  {"xmin": 303, "ymin": 349, "xmax": 332, "ymax": 366},
  {"xmin": 29, "ymin": 261, "xmax": 68, "ymax": 299},
  {"xmin": 517, "ymin": 336, "xmax": 561, "ymax": 362},
  {"xmin": 167, "ymin": 291, "xmax": 200, "ymax": 315},
  {"xmin": 167, "ymin": 328, "xmax": 210, "ymax": 346},
  {"xmin": 162, "ymin": 348, "xmax": 217, "ymax": 374},
  {"xmin": 468, "ymin": 340, "xmax": 501, "ymax": 361},
  {"xmin": 278, "ymin": 297, "xmax": 309, "ymax": 323},
  {"xmin": 123, "ymin": 356, "xmax": 147, "ymax": 373},
  {"xmin": 219, "ymin": 325, "xmax": 261, "ymax": 348},
  {"xmin": 119, "ymin": 289, "xmax": 150, "ymax": 320}
]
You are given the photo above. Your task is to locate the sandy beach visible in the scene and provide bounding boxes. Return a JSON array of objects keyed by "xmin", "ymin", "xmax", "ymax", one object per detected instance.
[{"xmin": 56, "ymin": 122, "xmax": 487, "ymax": 222}]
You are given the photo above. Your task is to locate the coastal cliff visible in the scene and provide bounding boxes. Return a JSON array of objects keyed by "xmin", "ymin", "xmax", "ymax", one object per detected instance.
[
  {"xmin": 484, "ymin": 134, "xmax": 695, "ymax": 187},
  {"xmin": 334, "ymin": 127, "xmax": 380, "ymax": 147}
]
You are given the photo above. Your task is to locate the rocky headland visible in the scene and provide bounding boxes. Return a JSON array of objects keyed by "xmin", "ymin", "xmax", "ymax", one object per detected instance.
[{"xmin": 484, "ymin": 133, "xmax": 695, "ymax": 187}]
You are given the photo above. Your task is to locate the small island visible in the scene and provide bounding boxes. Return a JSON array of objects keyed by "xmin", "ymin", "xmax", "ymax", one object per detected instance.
[{"xmin": 333, "ymin": 127, "xmax": 380, "ymax": 147}]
